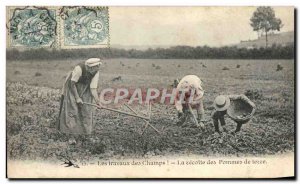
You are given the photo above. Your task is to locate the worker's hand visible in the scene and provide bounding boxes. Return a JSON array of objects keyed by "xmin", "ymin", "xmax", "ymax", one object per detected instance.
[{"xmin": 76, "ymin": 98, "xmax": 83, "ymax": 104}]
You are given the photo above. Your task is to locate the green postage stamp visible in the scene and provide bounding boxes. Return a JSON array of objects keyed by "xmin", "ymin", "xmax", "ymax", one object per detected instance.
[
  {"xmin": 6, "ymin": 6, "xmax": 110, "ymax": 49},
  {"xmin": 7, "ymin": 7, "xmax": 58, "ymax": 48},
  {"xmin": 60, "ymin": 7, "xmax": 109, "ymax": 48}
]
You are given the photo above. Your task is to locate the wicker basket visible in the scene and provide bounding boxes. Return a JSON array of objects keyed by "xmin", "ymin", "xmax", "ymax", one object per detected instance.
[{"xmin": 227, "ymin": 98, "xmax": 255, "ymax": 124}]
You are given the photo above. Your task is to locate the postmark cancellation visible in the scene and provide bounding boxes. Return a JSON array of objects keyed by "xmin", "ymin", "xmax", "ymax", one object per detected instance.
[{"xmin": 7, "ymin": 6, "xmax": 58, "ymax": 48}]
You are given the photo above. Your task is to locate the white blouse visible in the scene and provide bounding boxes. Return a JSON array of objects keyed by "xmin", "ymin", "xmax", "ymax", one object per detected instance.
[{"xmin": 71, "ymin": 66, "xmax": 99, "ymax": 89}]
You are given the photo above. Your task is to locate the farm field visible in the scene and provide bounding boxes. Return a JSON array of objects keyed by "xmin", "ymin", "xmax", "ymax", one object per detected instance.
[{"xmin": 6, "ymin": 59, "xmax": 295, "ymax": 161}]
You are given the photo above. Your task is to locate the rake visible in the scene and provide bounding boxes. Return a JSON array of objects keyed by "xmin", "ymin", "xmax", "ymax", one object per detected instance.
[{"xmin": 83, "ymin": 102, "xmax": 161, "ymax": 134}]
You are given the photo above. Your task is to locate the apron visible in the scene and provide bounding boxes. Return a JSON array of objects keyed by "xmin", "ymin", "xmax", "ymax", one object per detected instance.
[{"xmin": 57, "ymin": 63, "xmax": 97, "ymax": 135}]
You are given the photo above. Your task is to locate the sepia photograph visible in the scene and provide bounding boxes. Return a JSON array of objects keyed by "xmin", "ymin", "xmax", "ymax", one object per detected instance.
[{"xmin": 6, "ymin": 6, "xmax": 295, "ymax": 178}]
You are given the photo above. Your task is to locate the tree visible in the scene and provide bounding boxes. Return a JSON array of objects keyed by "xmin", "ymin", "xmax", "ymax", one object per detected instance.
[{"xmin": 250, "ymin": 6, "xmax": 283, "ymax": 48}]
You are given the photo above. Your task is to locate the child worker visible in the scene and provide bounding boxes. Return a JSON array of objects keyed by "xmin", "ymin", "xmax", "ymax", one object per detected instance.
[{"xmin": 211, "ymin": 94, "xmax": 256, "ymax": 133}]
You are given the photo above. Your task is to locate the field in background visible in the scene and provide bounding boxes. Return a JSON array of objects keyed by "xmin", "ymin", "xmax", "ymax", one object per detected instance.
[
  {"xmin": 234, "ymin": 31, "xmax": 294, "ymax": 48},
  {"xmin": 6, "ymin": 59, "xmax": 295, "ymax": 161}
]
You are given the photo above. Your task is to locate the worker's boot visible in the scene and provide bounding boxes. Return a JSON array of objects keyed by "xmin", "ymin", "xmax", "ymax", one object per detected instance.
[{"xmin": 234, "ymin": 123, "xmax": 243, "ymax": 133}]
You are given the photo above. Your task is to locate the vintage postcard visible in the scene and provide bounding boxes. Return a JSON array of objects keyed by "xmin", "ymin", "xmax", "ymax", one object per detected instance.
[{"xmin": 6, "ymin": 6, "xmax": 295, "ymax": 178}]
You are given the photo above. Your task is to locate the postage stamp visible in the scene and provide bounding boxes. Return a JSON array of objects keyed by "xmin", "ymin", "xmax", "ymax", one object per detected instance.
[
  {"xmin": 7, "ymin": 6, "xmax": 58, "ymax": 48},
  {"xmin": 59, "ymin": 6, "xmax": 109, "ymax": 49}
]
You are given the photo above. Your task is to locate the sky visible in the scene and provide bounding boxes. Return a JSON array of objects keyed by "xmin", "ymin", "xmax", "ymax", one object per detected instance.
[{"xmin": 109, "ymin": 6, "xmax": 294, "ymax": 47}]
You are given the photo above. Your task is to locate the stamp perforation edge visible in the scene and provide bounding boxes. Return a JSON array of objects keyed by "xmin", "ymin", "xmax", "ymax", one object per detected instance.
[
  {"xmin": 6, "ymin": 6, "xmax": 59, "ymax": 49},
  {"xmin": 6, "ymin": 6, "xmax": 110, "ymax": 49},
  {"xmin": 59, "ymin": 6, "xmax": 110, "ymax": 49}
]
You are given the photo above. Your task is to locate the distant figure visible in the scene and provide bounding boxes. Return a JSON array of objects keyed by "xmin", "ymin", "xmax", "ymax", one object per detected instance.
[
  {"xmin": 236, "ymin": 64, "xmax": 241, "ymax": 68},
  {"xmin": 276, "ymin": 64, "xmax": 283, "ymax": 71},
  {"xmin": 112, "ymin": 76, "xmax": 122, "ymax": 82},
  {"xmin": 171, "ymin": 79, "xmax": 179, "ymax": 88},
  {"xmin": 14, "ymin": 71, "xmax": 21, "ymax": 75},
  {"xmin": 202, "ymin": 64, "xmax": 207, "ymax": 68},
  {"xmin": 175, "ymin": 75, "xmax": 205, "ymax": 128},
  {"xmin": 35, "ymin": 72, "xmax": 42, "ymax": 76}
]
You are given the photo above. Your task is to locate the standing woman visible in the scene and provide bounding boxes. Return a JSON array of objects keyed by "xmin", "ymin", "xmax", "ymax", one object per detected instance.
[{"xmin": 57, "ymin": 58, "xmax": 102, "ymax": 144}]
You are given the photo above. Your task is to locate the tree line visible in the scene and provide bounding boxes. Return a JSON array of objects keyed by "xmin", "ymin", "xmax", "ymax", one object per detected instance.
[{"xmin": 7, "ymin": 44, "xmax": 294, "ymax": 61}]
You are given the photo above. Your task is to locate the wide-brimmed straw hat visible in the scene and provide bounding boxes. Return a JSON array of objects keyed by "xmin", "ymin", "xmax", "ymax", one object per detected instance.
[{"xmin": 213, "ymin": 95, "xmax": 230, "ymax": 111}]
